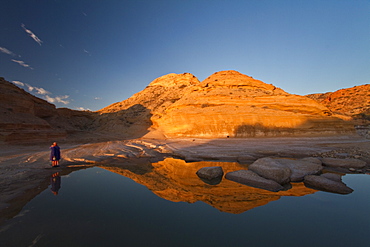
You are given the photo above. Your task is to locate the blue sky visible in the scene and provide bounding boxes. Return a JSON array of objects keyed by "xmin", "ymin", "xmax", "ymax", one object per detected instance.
[{"xmin": 1, "ymin": 0, "xmax": 369, "ymax": 111}]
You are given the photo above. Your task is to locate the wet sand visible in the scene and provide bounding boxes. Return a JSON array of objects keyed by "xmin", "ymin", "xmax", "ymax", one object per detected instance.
[{"xmin": 0, "ymin": 134, "xmax": 369, "ymax": 225}]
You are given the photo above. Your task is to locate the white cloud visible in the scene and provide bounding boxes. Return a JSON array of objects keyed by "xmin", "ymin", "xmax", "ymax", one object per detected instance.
[
  {"xmin": 35, "ymin": 87, "xmax": 51, "ymax": 95},
  {"xmin": 12, "ymin": 80, "xmax": 25, "ymax": 87},
  {"xmin": 0, "ymin": 47, "xmax": 15, "ymax": 56},
  {"xmin": 24, "ymin": 83, "xmax": 34, "ymax": 92},
  {"xmin": 21, "ymin": 24, "xmax": 43, "ymax": 46},
  {"xmin": 45, "ymin": 95, "xmax": 70, "ymax": 105},
  {"xmin": 24, "ymin": 83, "xmax": 50, "ymax": 95},
  {"xmin": 11, "ymin": 80, "xmax": 71, "ymax": 106},
  {"xmin": 11, "ymin": 59, "xmax": 33, "ymax": 69},
  {"xmin": 94, "ymin": 97, "xmax": 102, "ymax": 100},
  {"xmin": 76, "ymin": 107, "xmax": 90, "ymax": 111}
]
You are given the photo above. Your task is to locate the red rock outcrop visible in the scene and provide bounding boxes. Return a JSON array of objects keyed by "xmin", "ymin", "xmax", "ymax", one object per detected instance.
[{"xmin": 307, "ymin": 84, "xmax": 370, "ymax": 122}]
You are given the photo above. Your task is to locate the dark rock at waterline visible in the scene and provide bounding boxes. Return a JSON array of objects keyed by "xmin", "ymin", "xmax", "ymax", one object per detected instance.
[
  {"xmin": 196, "ymin": 166, "xmax": 224, "ymax": 181},
  {"xmin": 225, "ymin": 170, "xmax": 284, "ymax": 192},
  {"xmin": 304, "ymin": 174, "xmax": 353, "ymax": 194},
  {"xmin": 272, "ymin": 158, "xmax": 323, "ymax": 182},
  {"xmin": 321, "ymin": 158, "xmax": 366, "ymax": 168},
  {"xmin": 248, "ymin": 158, "xmax": 291, "ymax": 184}
]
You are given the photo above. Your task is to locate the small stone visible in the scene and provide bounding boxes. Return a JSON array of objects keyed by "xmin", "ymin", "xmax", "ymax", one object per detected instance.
[{"xmin": 348, "ymin": 168, "xmax": 356, "ymax": 172}]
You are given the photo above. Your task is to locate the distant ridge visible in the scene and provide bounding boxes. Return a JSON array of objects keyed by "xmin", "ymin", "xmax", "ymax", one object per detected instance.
[
  {"xmin": 1, "ymin": 71, "xmax": 368, "ymax": 143},
  {"xmin": 306, "ymin": 84, "xmax": 370, "ymax": 121}
]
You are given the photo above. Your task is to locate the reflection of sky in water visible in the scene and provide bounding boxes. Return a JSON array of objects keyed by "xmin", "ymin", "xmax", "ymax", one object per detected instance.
[{"xmin": 0, "ymin": 167, "xmax": 369, "ymax": 247}]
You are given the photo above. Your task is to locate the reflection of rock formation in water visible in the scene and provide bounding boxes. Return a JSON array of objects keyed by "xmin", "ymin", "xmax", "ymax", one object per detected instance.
[{"xmin": 100, "ymin": 158, "xmax": 317, "ymax": 214}]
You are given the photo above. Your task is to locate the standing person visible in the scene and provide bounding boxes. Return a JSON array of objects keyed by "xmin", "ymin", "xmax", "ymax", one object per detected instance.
[{"xmin": 50, "ymin": 142, "xmax": 61, "ymax": 167}]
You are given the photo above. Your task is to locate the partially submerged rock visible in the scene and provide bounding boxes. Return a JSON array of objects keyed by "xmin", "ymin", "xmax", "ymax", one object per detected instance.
[
  {"xmin": 304, "ymin": 174, "xmax": 353, "ymax": 194},
  {"xmin": 225, "ymin": 170, "xmax": 284, "ymax": 192},
  {"xmin": 248, "ymin": 157, "xmax": 323, "ymax": 183},
  {"xmin": 321, "ymin": 158, "xmax": 366, "ymax": 168},
  {"xmin": 248, "ymin": 158, "xmax": 291, "ymax": 184},
  {"xmin": 196, "ymin": 166, "xmax": 224, "ymax": 180}
]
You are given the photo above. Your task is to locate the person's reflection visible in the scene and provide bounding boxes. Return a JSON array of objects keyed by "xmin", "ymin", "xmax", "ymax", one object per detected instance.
[{"xmin": 50, "ymin": 172, "xmax": 61, "ymax": 195}]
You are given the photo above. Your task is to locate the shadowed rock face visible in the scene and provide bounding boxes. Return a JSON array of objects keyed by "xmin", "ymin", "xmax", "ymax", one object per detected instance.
[
  {"xmin": 0, "ymin": 78, "xmax": 98, "ymax": 143},
  {"xmin": 100, "ymin": 70, "xmax": 355, "ymax": 138},
  {"xmin": 0, "ymin": 78, "xmax": 66, "ymax": 142}
]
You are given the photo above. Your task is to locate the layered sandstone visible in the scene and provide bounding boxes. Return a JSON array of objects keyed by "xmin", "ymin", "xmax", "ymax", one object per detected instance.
[
  {"xmin": 307, "ymin": 84, "xmax": 370, "ymax": 121},
  {"xmin": 0, "ymin": 78, "xmax": 96, "ymax": 143},
  {"xmin": 100, "ymin": 70, "xmax": 355, "ymax": 138}
]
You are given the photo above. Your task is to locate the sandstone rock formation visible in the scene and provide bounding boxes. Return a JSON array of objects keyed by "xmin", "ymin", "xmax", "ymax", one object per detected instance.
[
  {"xmin": 1, "ymin": 71, "xmax": 361, "ymax": 143},
  {"xmin": 307, "ymin": 84, "xmax": 370, "ymax": 119},
  {"xmin": 307, "ymin": 84, "xmax": 370, "ymax": 138},
  {"xmin": 99, "ymin": 70, "xmax": 355, "ymax": 138},
  {"xmin": 0, "ymin": 77, "xmax": 96, "ymax": 143}
]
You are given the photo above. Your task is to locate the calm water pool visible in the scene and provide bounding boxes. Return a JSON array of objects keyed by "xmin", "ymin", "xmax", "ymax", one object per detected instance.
[{"xmin": 0, "ymin": 164, "xmax": 369, "ymax": 247}]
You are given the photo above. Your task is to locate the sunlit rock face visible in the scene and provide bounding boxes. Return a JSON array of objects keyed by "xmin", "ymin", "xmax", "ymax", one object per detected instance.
[
  {"xmin": 101, "ymin": 70, "xmax": 355, "ymax": 138},
  {"xmin": 307, "ymin": 84, "xmax": 370, "ymax": 118},
  {"xmin": 100, "ymin": 158, "xmax": 318, "ymax": 214}
]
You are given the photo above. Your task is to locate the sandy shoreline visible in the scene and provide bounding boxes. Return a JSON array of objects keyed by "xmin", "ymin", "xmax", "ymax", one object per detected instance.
[{"xmin": 1, "ymin": 134, "xmax": 369, "ymax": 225}]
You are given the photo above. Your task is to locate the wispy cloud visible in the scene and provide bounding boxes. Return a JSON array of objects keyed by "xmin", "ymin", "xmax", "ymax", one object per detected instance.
[
  {"xmin": 94, "ymin": 97, "xmax": 102, "ymax": 100},
  {"xmin": 12, "ymin": 80, "xmax": 70, "ymax": 105},
  {"xmin": 83, "ymin": 49, "xmax": 91, "ymax": 56},
  {"xmin": 24, "ymin": 83, "xmax": 50, "ymax": 95},
  {"xmin": 12, "ymin": 80, "xmax": 25, "ymax": 87},
  {"xmin": 35, "ymin": 87, "xmax": 51, "ymax": 95},
  {"xmin": 0, "ymin": 46, "xmax": 16, "ymax": 56},
  {"xmin": 45, "ymin": 95, "xmax": 70, "ymax": 105},
  {"xmin": 21, "ymin": 24, "xmax": 43, "ymax": 46},
  {"xmin": 11, "ymin": 59, "xmax": 33, "ymax": 69},
  {"xmin": 24, "ymin": 83, "xmax": 34, "ymax": 92}
]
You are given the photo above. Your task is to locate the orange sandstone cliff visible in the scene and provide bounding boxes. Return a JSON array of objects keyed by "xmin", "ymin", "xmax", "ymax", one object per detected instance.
[{"xmin": 99, "ymin": 70, "xmax": 355, "ymax": 138}]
